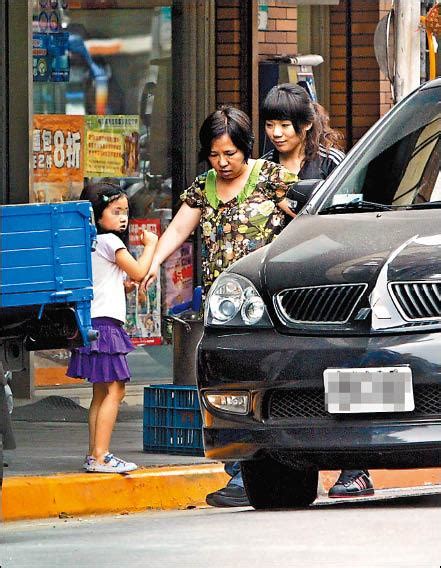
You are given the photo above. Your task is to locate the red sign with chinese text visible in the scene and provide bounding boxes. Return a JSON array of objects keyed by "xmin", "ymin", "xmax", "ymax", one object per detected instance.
[{"xmin": 33, "ymin": 114, "xmax": 84, "ymax": 183}]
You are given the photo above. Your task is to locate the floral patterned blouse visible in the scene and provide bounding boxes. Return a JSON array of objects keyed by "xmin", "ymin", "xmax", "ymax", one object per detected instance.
[{"xmin": 180, "ymin": 158, "xmax": 298, "ymax": 292}]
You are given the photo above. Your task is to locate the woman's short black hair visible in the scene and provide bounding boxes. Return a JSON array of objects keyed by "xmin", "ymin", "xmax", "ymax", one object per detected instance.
[
  {"xmin": 261, "ymin": 83, "xmax": 315, "ymax": 133},
  {"xmin": 199, "ymin": 105, "xmax": 254, "ymax": 163},
  {"xmin": 80, "ymin": 179, "xmax": 128, "ymax": 243}
]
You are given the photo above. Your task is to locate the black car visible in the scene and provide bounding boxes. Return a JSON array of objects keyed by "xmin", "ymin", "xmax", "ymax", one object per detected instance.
[{"xmin": 197, "ymin": 78, "xmax": 441, "ymax": 509}]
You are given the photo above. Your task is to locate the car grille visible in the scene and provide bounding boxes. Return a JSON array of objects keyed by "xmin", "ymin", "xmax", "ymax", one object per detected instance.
[
  {"xmin": 275, "ymin": 283, "xmax": 367, "ymax": 324},
  {"xmin": 267, "ymin": 384, "xmax": 441, "ymax": 419},
  {"xmin": 389, "ymin": 281, "xmax": 441, "ymax": 320}
]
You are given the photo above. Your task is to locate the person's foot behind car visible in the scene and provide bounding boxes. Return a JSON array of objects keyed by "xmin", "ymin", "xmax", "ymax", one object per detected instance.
[
  {"xmin": 206, "ymin": 483, "xmax": 250, "ymax": 507},
  {"xmin": 328, "ymin": 469, "xmax": 374, "ymax": 498},
  {"xmin": 207, "ymin": 468, "xmax": 374, "ymax": 506},
  {"xmin": 206, "ymin": 462, "xmax": 250, "ymax": 508}
]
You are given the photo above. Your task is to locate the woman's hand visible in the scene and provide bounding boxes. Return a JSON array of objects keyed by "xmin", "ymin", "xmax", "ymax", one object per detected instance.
[
  {"xmin": 124, "ymin": 278, "xmax": 137, "ymax": 293},
  {"xmin": 278, "ymin": 198, "xmax": 297, "ymax": 218},
  {"xmin": 141, "ymin": 261, "xmax": 160, "ymax": 291},
  {"xmin": 139, "ymin": 203, "xmax": 201, "ymax": 290}
]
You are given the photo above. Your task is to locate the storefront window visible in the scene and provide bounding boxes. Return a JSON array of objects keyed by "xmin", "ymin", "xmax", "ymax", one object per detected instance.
[{"xmin": 31, "ymin": 0, "xmax": 187, "ymax": 387}]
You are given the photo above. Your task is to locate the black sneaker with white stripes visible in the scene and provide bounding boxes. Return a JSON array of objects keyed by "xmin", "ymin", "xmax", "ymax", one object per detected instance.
[{"xmin": 328, "ymin": 470, "xmax": 374, "ymax": 498}]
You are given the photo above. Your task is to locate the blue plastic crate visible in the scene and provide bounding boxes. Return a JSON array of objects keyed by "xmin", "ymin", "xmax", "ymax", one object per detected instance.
[{"xmin": 143, "ymin": 384, "xmax": 204, "ymax": 456}]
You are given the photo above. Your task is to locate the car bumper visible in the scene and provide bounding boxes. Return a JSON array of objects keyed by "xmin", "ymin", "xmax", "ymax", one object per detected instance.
[{"xmin": 198, "ymin": 328, "xmax": 441, "ymax": 469}]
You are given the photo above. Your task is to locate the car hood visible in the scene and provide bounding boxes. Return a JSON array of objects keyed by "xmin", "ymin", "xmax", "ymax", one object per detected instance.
[{"xmin": 263, "ymin": 210, "xmax": 441, "ymax": 294}]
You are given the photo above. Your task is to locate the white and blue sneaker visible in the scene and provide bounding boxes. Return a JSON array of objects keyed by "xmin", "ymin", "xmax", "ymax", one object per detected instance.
[
  {"xmin": 83, "ymin": 455, "xmax": 95, "ymax": 470},
  {"xmin": 85, "ymin": 453, "xmax": 137, "ymax": 474}
]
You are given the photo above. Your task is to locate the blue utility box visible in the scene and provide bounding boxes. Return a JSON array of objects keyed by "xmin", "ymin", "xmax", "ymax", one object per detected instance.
[{"xmin": 0, "ymin": 201, "xmax": 96, "ymax": 368}]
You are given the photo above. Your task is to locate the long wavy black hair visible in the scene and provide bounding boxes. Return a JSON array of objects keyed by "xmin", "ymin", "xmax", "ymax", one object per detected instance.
[{"xmin": 261, "ymin": 83, "xmax": 343, "ymax": 164}]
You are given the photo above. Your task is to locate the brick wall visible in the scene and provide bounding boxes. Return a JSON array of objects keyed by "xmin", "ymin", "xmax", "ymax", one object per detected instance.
[
  {"xmin": 258, "ymin": 1, "xmax": 297, "ymax": 58},
  {"xmin": 215, "ymin": 1, "xmax": 299, "ymax": 108},
  {"xmin": 216, "ymin": 0, "xmax": 242, "ymax": 107},
  {"xmin": 379, "ymin": 0, "xmax": 394, "ymax": 116},
  {"xmin": 329, "ymin": 0, "xmax": 387, "ymax": 149},
  {"xmin": 351, "ymin": 1, "xmax": 382, "ymax": 143},
  {"xmin": 215, "ymin": 1, "xmax": 387, "ymax": 148},
  {"xmin": 329, "ymin": 3, "xmax": 347, "ymax": 139}
]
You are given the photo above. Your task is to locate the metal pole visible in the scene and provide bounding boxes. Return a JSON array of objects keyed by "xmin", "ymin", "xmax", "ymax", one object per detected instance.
[
  {"xmin": 394, "ymin": 0, "xmax": 421, "ymax": 102},
  {"xmin": 6, "ymin": 0, "xmax": 34, "ymax": 399}
]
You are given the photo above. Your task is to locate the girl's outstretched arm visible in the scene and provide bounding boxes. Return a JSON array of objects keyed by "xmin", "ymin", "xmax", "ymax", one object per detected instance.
[{"xmin": 115, "ymin": 231, "xmax": 158, "ymax": 282}]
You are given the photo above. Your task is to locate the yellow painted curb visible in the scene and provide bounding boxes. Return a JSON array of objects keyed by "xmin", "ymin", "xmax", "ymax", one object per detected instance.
[
  {"xmin": 2, "ymin": 465, "xmax": 229, "ymax": 522},
  {"xmin": 3, "ymin": 465, "xmax": 441, "ymax": 522}
]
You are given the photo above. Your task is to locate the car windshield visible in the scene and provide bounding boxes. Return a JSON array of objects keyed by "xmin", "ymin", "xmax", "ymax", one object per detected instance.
[{"xmin": 318, "ymin": 85, "xmax": 441, "ymax": 214}]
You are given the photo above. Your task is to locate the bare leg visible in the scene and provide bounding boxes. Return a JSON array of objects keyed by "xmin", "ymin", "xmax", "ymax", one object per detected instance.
[
  {"xmin": 88, "ymin": 383, "xmax": 108, "ymax": 456},
  {"xmin": 91, "ymin": 381, "xmax": 126, "ymax": 463}
]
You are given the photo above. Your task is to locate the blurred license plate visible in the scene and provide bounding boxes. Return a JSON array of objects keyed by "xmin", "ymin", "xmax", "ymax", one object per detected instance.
[{"xmin": 323, "ymin": 367, "xmax": 414, "ymax": 413}]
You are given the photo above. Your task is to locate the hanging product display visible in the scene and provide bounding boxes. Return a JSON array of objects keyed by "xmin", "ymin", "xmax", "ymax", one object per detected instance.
[
  {"xmin": 126, "ymin": 219, "xmax": 162, "ymax": 346},
  {"xmin": 33, "ymin": 0, "xmax": 70, "ymax": 82}
]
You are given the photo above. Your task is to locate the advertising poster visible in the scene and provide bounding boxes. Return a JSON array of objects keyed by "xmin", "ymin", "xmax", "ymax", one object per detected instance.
[
  {"xmin": 125, "ymin": 219, "xmax": 162, "ymax": 346},
  {"xmin": 33, "ymin": 33, "xmax": 51, "ymax": 82},
  {"xmin": 32, "ymin": 114, "xmax": 84, "ymax": 202},
  {"xmin": 84, "ymin": 115, "xmax": 139, "ymax": 178},
  {"xmin": 162, "ymin": 242, "xmax": 194, "ymax": 313}
]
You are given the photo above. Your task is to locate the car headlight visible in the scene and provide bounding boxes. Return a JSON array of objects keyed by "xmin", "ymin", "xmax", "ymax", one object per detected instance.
[{"xmin": 205, "ymin": 273, "xmax": 272, "ymax": 327}]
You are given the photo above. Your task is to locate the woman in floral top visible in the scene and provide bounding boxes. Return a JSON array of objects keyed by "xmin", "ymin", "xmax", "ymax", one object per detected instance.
[
  {"xmin": 209, "ymin": 85, "xmax": 372, "ymax": 509},
  {"xmin": 143, "ymin": 105, "xmax": 297, "ymax": 293}
]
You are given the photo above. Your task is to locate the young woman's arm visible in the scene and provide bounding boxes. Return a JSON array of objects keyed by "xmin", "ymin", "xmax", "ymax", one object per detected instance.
[
  {"xmin": 142, "ymin": 203, "xmax": 202, "ymax": 289},
  {"xmin": 115, "ymin": 231, "xmax": 158, "ymax": 282}
]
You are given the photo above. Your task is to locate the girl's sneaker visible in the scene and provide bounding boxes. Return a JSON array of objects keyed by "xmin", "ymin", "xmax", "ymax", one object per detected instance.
[
  {"xmin": 85, "ymin": 453, "xmax": 137, "ymax": 474},
  {"xmin": 83, "ymin": 455, "xmax": 96, "ymax": 470}
]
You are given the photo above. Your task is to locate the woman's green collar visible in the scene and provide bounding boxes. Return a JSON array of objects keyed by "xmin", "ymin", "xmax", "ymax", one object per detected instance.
[{"xmin": 205, "ymin": 159, "xmax": 264, "ymax": 209}]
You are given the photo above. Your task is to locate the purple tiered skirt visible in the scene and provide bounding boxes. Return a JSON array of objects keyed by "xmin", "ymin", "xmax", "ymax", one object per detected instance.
[{"xmin": 67, "ymin": 317, "xmax": 135, "ymax": 383}]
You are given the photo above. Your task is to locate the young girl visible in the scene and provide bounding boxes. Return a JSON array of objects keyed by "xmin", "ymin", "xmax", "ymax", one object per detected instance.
[{"xmin": 67, "ymin": 181, "xmax": 158, "ymax": 473}]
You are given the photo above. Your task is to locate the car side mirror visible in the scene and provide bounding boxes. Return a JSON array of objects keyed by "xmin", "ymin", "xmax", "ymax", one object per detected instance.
[{"xmin": 286, "ymin": 179, "xmax": 322, "ymax": 213}]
